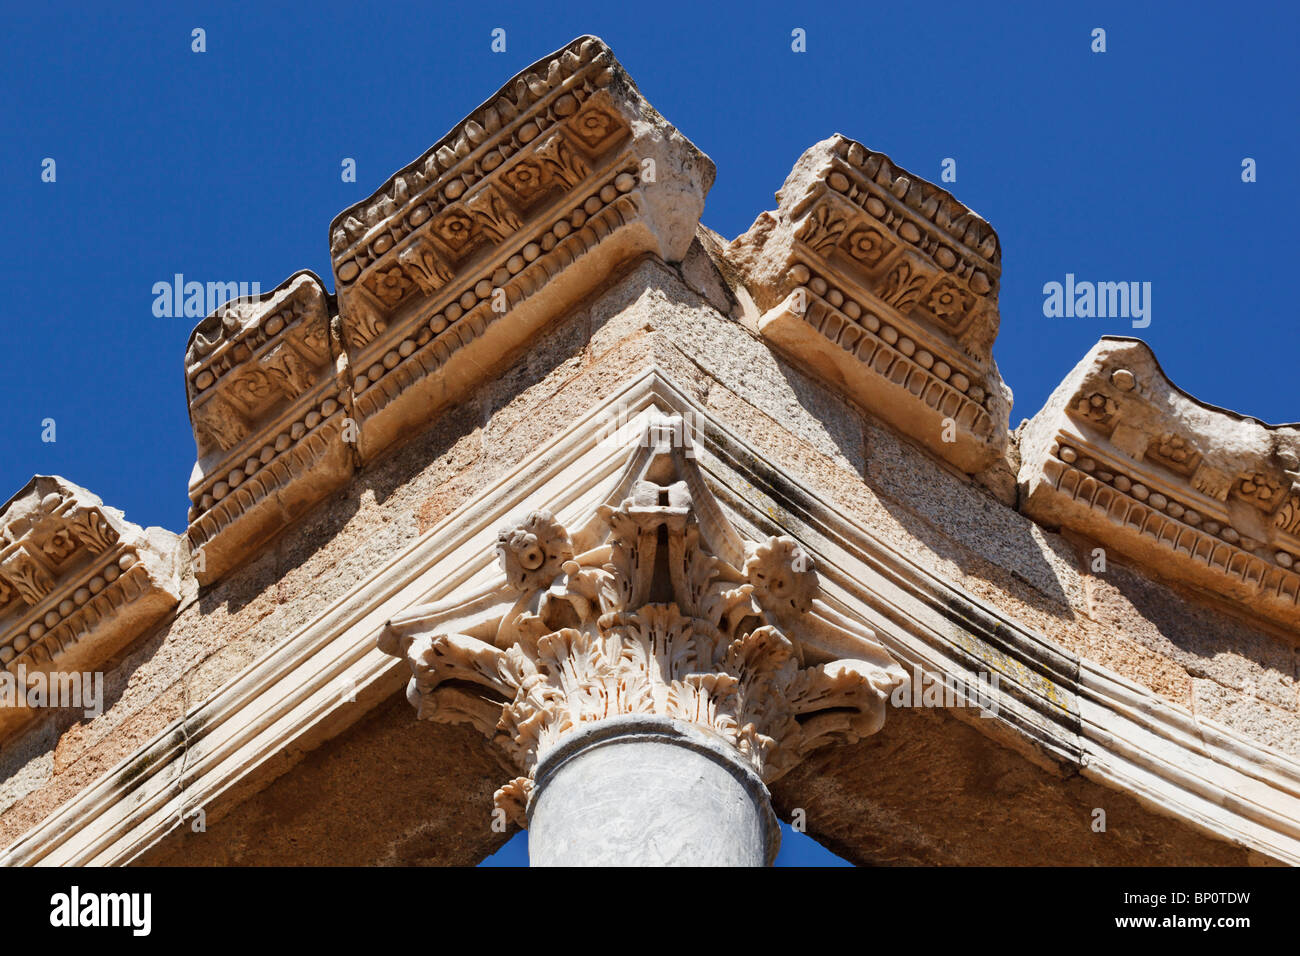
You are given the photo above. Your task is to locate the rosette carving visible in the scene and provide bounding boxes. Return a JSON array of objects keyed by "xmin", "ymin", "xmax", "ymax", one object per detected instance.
[{"xmin": 494, "ymin": 511, "xmax": 574, "ymax": 591}]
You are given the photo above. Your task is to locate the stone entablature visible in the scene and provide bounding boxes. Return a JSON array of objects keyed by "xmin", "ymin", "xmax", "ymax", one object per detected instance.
[
  {"xmin": 185, "ymin": 272, "xmax": 352, "ymax": 584},
  {"xmin": 7, "ymin": 377, "xmax": 1296, "ymax": 866},
  {"xmin": 1019, "ymin": 337, "xmax": 1300, "ymax": 629},
  {"xmin": 0, "ymin": 478, "xmax": 182, "ymax": 726},
  {"xmin": 327, "ymin": 35, "xmax": 712, "ymax": 460},
  {"xmin": 729, "ymin": 134, "xmax": 1010, "ymax": 474},
  {"xmin": 180, "ymin": 37, "xmax": 713, "ymax": 579}
]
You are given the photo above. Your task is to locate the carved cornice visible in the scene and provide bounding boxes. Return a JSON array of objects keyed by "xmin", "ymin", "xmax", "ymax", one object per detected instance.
[
  {"xmin": 0, "ymin": 477, "xmax": 181, "ymax": 729},
  {"xmin": 178, "ymin": 37, "xmax": 714, "ymax": 588},
  {"xmin": 729, "ymin": 134, "xmax": 1010, "ymax": 473},
  {"xmin": 380, "ymin": 416, "xmax": 907, "ymax": 823},
  {"xmin": 184, "ymin": 272, "xmax": 353, "ymax": 584},
  {"xmin": 329, "ymin": 35, "xmax": 713, "ymax": 459},
  {"xmin": 1019, "ymin": 337, "xmax": 1300, "ymax": 629}
]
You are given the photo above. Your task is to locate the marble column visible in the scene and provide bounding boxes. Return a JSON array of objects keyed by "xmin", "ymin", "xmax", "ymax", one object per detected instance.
[{"xmin": 527, "ymin": 715, "xmax": 780, "ymax": 866}]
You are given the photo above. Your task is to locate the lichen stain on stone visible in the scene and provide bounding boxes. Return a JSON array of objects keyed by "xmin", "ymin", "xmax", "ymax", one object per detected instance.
[
  {"xmin": 732, "ymin": 472, "xmax": 793, "ymax": 533},
  {"xmin": 946, "ymin": 624, "xmax": 1075, "ymax": 717},
  {"xmin": 730, "ymin": 454, "xmax": 809, "ymax": 534},
  {"xmin": 116, "ymin": 722, "xmax": 192, "ymax": 795},
  {"xmin": 116, "ymin": 746, "xmax": 158, "ymax": 791}
]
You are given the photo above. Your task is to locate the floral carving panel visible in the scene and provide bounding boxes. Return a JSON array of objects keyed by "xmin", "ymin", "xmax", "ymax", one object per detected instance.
[
  {"xmin": 0, "ymin": 477, "xmax": 181, "ymax": 738},
  {"xmin": 328, "ymin": 36, "xmax": 712, "ymax": 462},
  {"xmin": 731, "ymin": 135, "xmax": 1011, "ymax": 475},
  {"xmin": 184, "ymin": 273, "xmax": 353, "ymax": 585},
  {"xmin": 1019, "ymin": 337, "xmax": 1300, "ymax": 628}
]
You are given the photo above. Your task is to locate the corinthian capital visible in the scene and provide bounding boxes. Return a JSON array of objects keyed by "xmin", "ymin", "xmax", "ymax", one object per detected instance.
[{"xmin": 380, "ymin": 417, "xmax": 907, "ymax": 825}]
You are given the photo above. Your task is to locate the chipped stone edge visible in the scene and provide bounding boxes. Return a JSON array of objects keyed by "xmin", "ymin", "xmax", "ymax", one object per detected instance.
[
  {"xmin": 1018, "ymin": 335, "xmax": 1300, "ymax": 631},
  {"xmin": 0, "ymin": 478, "xmax": 184, "ymax": 742}
]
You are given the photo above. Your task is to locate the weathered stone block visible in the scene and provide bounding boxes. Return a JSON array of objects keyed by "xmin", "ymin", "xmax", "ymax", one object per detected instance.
[
  {"xmin": 185, "ymin": 272, "xmax": 353, "ymax": 584},
  {"xmin": 729, "ymin": 134, "xmax": 1011, "ymax": 474},
  {"xmin": 329, "ymin": 35, "xmax": 715, "ymax": 462},
  {"xmin": 1019, "ymin": 336, "xmax": 1300, "ymax": 630},
  {"xmin": 0, "ymin": 477, "xmax": 182, "ymax": 737}
]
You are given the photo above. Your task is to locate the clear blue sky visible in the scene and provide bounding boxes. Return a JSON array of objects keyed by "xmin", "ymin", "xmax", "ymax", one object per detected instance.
[
  {"xmin": 481, "ymin": 821, "xmax": 851, "ymax": 867},
  {"xmin": 5, "ymin": 1, "xmax": 1296, "ymax": 865}
]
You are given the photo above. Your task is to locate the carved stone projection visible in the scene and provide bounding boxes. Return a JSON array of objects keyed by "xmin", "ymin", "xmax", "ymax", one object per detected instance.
[
  {"xmin": 330, "ymin": 36, "xmax": 713, "ymax": 460},
  {"xmin": 729, "ymin": 135, "xmax": 1010, "ymax": 473},
  {"xmin": 380, "ymin": 417, "xmax": 907, "ymax": 825},
  {"xmin": 0, "ymin": 477, "xmax": 182, "ymax": 732},
  {"xmin": 185, "ymin": 272, "xmax": 352, "ymax": 584},
  {"xmin": 1020, "ymin": 337, "xmax": 1300, "ymax": 629}
]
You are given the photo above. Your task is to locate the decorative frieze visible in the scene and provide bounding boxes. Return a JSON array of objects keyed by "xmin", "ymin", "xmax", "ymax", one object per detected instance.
[
  {"xmin": 0, "ymin": 477, "xmax": 182, "ymax": 732},
  {"xmin": 184, "ymin": 272, "xmax": 353, "ymax": 584},
  {"xmin": 329, "ymin": 35, "xmax": 713, "ymax": 459},
  {"xmin": 1019, "ymin": 337, "xmax": 1300, "ymax": 628},
  {"xmin": 380, "ymin": 416, "xmax": 907, "ymax": 824},
  {"xmin": 176, "ymin": 36, "xmax": 713, "ymax": 588},
  {"xmin": 730, "ymin": 134, "xmax": 1010, "ymax": 473}
]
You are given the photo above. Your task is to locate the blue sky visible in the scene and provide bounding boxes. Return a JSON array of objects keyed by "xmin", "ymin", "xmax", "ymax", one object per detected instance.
[
  {"xmin": 481, "ymin": 821, "xmax": 851, "ymax": 867},
  {"xmin": 5, "ymin": 1, "xmax": 1296, "ymax": 865},
  {"xmin": 6, "ymin": 1, "xmax": 1296, "ymax": 531}
]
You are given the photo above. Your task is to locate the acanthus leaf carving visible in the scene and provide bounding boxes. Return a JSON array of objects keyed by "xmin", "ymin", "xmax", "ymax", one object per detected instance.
[
  {"xmin": 66, "ymin": 507, "xmax": 119, "ymax": 554},
  {"xmin": 1191, "ymin": 462, "xmax": 1234, "ymax": 502},
  {"xmin": 260, "ymin": 342, "xmax": 315, "ymax": 399},
  {"xmin": 341, "ymin": 288, "xmax": 387, "ymax": 350},
  {"xmin": 1275, "ymin": 491, "xmax": 1300, "ymax": 535},
  {"xmin": 0, "ymin": 546, "xmax": 55, "ymax": 606},
  {"xmin": 463, "ymin": 186, "xmax": 523, "ymax": 246},
  {"xmin": 191, "ymin": 394, "xmax": 252, "ymax": 453},
  {"xmin": 533, "ymin": 131, "xmax": 590, "ymax": 191},
  {"xmin": 397, "ymin": 238, "xmax": 453, "ymax": 297},
  {"xmin": 380, "ymin": 416, "xmax": 907, "ymax": 826},
  {"xmin": 795, "ymin": 201, "xmax": 849, "ymax": 256},
  {"xmin": 881, "ymin": 257, "xmax": 930, "ymax": 312}
]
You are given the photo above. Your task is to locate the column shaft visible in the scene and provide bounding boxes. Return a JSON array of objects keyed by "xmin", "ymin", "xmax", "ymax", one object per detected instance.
[{"xmin": 527, "ymin": 716, "xmax": 780, "ymax": 866}]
